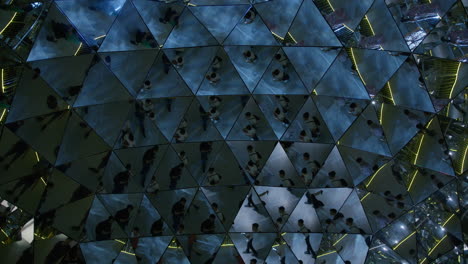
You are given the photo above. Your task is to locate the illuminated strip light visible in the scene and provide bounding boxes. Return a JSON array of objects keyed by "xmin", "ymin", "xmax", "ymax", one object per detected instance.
[
  {"xmin": 392, "ymin": 231, "xmax": 416, "ymax": 250},
  {"xmin": 1, "ymin": 69, "xmax": 5, "ymax": 93},
  {"xmin": 458, "ymin": 143, "xmax": 468, "ymax": 174},
  {"xmin": 414, "ymin": 119, "xmax": 434, "ymax": 165},
  {"xmin": 360, "ymin": 192, "xmax": 371, "ymax": 202},
  {"xmin": 350, "ymin": 48, "xmax": 366, "ymax": 85},
  {"xmin": 221, "ymin": 243, "xmax": 234, "ymax": 247},
  {"xmin": 442, "ymin": 213, "xmax": 456, "ymax": 227},
  {"xmin": 0, "ymin": 109, "xmax": 6, "ymax": 123},
  {"xmin": 1, "ymin": 229, "xmax": 8, "ymax": 237},
  {"xmin": 387, "ymin": 82, "xmax": 395, "ymax": 105},
  {"xmin": 0, "ymin": 12, "xmax": 18, "ymax": 35},
  {"xmin": 365, "ymin": 163, "xmax": 387, "ymax": 188},
  {"xmin": 448, "ymin": 62, "xmax": 461, "ymax": 99},
  {"xmin": 40, "ymin": 177, "xmax": 47, "ymax": 186},
  {"xmin": 427, "ymin": 235, "xmax": 447, "ymax": 256},
  {"xmin": 380, "ymin": 103, "xmax": 384, "ymax": 125},
  {"xmin": 333, "ymin": 234, "xmax": 347, "ymax": 246},
  {"xmin": 407, "ymin": 170, "xmax": 418, "ymax": 191},
  {"xmin": 121, "ymin": 250, "xmax": 135, "ymax": 256},
  {"xmin": 287, "ymin": 32, "xmax": 298, "ymax": 44},
  {"xmin": 35, "ymin": 152, "xmax": 40, "ymax": 162},
  {"xmin": 187, "ymin": 2, "xmax": 197, "ymax": 6},
  {"xmin": 343, "ymin": 24, "xmax": 354, "ymax": 32},
  {"xmin": 364, "ymin": 16, "xmax": 375, "ymax": 36},
  {"xmin": 326, "ymin": 0, "xmax": 335, "ymax": 12},
  {"xmin": 271, "ymin": 31, "xmax": 284, "ymax": 40},
  {"xmin": 114, "ymin": 239, "xmax": 126, "ymax": 244},
  {"xmin": 317, "ymin": 250, "xmax": 336, "ymax": 258},
  {"xmin": 94, "ymin": 34, "xmax": 106, "ymax": 40},
  {"xmin": 74, "ymin": 43, "xmax": 83, "ymax": 56}
]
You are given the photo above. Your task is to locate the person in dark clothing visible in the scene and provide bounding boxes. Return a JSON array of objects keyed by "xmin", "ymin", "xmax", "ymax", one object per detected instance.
[
  {"xmin": 45, "ymin": 239, "xmax": 72, "ymax": 263},
  {"xmin": 112, "ymin": 164, "xmax": 132, "ymax": 193},
  {"xmin": 0, "ymin": 140, "xmax": 30, "ymax": 170},
  {"xmin": 151, "ymin": 218, "xmax": 164, "ymax": 236},
  {"xmin": 159, "ymin": 7, "xmax": 180, "ymax": 27},
  {"xmin": 169, "ymin": 164, "xmax": 183, "ymax": 190},
  {"xmin": 140, "ymin": 146, "xmax": 159, "ymax": 186},
  {"xmin": 114, "ymin": 205, "xmax": 134, "ymax": 230},
  {"xmin": 199, "ymin": 142, "xmax": 212, "ymax": 173},
  {"xmin": 171, "ymin": 198, "xmax": 186, "ymax": 231},
  {"xmin": 200, "ymin": 214, "xmax": 216, "ymax": 234},
  {"xmin": 6, "ymin": 162, "xmax": 52, "ymax": 202},
  {"xmin": 95, "ymin": 216, "xmax": 113, "ymax": 241},
  {"xmin": 88, "ymin": 151, "xmax": 112, "ymax": 174},
  {"xmin": 305, "ymin": 190, "xmax": 324, "ymax": 209},
  {"xmin": 162, "ymin": 54, "xmax": 172, "ymax": 75}
]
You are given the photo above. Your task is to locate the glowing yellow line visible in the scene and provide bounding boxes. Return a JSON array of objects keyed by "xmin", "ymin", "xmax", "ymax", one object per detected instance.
[
  {"xmin": 221, "ymin": 243, "xmax": 234, "ymax": 247},
  {"xmin": 0, "ymin": 12, "xmax": 18, "ymax": 35},
  {"xmin": 1, "ymin": 229, "xmax": 8, "ymax": 237},
  {"xmin": 364, "ymin": 16, "xmax": 375, "ymax": 36},
  {"xmin": 442, "ymin": 213, "xmax": 456, "ymax": 227},
  {"xmin": 114, "ymin": 239, "xmax": 126, "ymax": 244},
  {"xmin": 414, "ymin": 119, "xmax": 434, "ymax": 164},
  {"xmin": 1, "ymin": 69, "xmax": 5, "ymax": 93},
  {"xmin": 393, "ymin": 231, "xmax": 416, "ymax": 250},
  {"xmin": 187, "ymin": 2, "xmax": 197, "ymax": 6},
  {"xmin": 449, "ymin": 62, "xmax": 461, "ymax": 98},
  {"xmin": 317, "ymin": 250, "xmax": 337, "ymax": 258},
  {"xmin": 35, "ymin": 152, "xmax": 40, "ymax": 162},
  {"xmin": 414, "ymin": 135, "xmax": 425, "ymax": 165},
  {"xmin": 427, "ymin": 235, "xmax": 447, "ymax": 256},
  {"xmin": 326, "ymin": 0, "xmax": 335, "ymax": 12},
  {"xmin": 380, "ymin": 103, "xmax": 384, "ymax": 125},
  {"xmin": 360, "ymin": 192, "xmax": 371, "ymax": 201},
  {"xmin": 94, "ymin": 35, "xmax": 106, "ymax": 40},
  {"xmin": 333, "ymin": 234, "xmax": 347, "ymax": 246},
  {"xmin": 407, "ymin": 170, "xmax": 418, "ymax": 191},
  {"xmin": 459, "ymin": 143, "xmax": 468, "ymax": 174},
  {"xmin": 40, "ymin": 177, "xmax": 47, "ymax": 186},
  {"xmin": 350, "ymin": 48, "xmax": 366, "ymax": 85},
  {"xmin": 287, "ymin": 32, "xmax": 297, "ymax": 44},
  {"xmin": 387, "ymin": 82, "xmax": 395, "ymax": 105},
  {"xmin": 121, "ymin": 251, "xmax": 135, "ymax": 256},
  {"xmin": 271, "ymin": 31, "xmax": 284, "ymax": 40},
  {"xmin": 0, "ymin": 109, "xmax": 6, "ymax": 123},
  {"xmin": 74, "ymin": 43, "xmax": 82, "ymax": 56},
  {"xmin": 343, "ymin": 24, "xmax": 355, "ymax": 32},
  {"xmin": 365, "ymin": 163, "xmax": 387, "ymax": 188}
]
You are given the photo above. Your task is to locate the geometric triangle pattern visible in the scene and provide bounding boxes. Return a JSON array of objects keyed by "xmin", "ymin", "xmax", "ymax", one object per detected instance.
[{"xmin": 0, "ymin": 0, "xmax": 466, "ymax": 263}]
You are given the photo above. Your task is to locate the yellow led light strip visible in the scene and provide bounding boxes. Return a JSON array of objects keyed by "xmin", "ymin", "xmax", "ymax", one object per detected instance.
[
  {"xmin": 458, "ymin": 143, "xmax": 468, "ymax": 174},
  {"xmin": 0, "ymin": 12, "xmax": 18, "ymax": 35},
  {"xmin": 121, "ymin": 250, "xmax": 135, "ymax": 256},
  {"xmin": 271, "ymin": 31, "xmax": 284, "ymax": 40},
  {"xmin": 1, "ymin": 69, "xmax": 5, "ymax": 93},
  {"xmin": 287, "ymin": 32, "xmax": 298, "ymax": 44},
  {"xmin": 40, "ymin": 177, "xmax": 47, "ymax": 186},
  {"xmin": 333, "ymin": 234, "xmax": 347, "ymax": 246},
  {"xmin": 407, "ymin": 170, "xmax": 418, "ymax": 191},
  {"xmin": 387, "ymin": 82, "xmax": 395, "ymax": 105},
  {"xmin": 365, "ymin": 163, "xmax": 387, "ymax": 188},
  {"xmin": 0, "ymin": 109, "xmax": 6, "ymax": 123},
  {"xmin": 35, "ymin": 152, "xmax": 40, "ymax": 162},
  {"xmin": 414, "ymin": 119, "xmax": 434, "ymax": 165},
  {"xmin": 317, "ymin": 250, "xmax": 336, "ymax": 258},
  {"xmin": 364, "ymin": 16, "xmax": 375, "ymax": 36},
  {"xmin": 94, "ymin": 34, "xmax": 106, "ymax": 40},
  {"xmin": 326, "ymin": 0, "xmax": 335, "ymax": 12},
  {"xmin": 392, "ymin": 231, "xmax": 416, "ymax": 250},
  {"xmin": 74, "ymin": 43, "xmax": 83, "ymax": 56},
  {"xmin": 350, "ymin": 48, "xmax": 366, "ymax": 85},
  {"xmin": 360, "ymin": 192, "xmax": 371, "ymax": 202},
  {"xmin": 449, "ymin": 62, "xmax": 461, "ymax": 99},
  {"xmin": 380, "ymin": 103, "xmax": 384, "ymax": 125}
]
